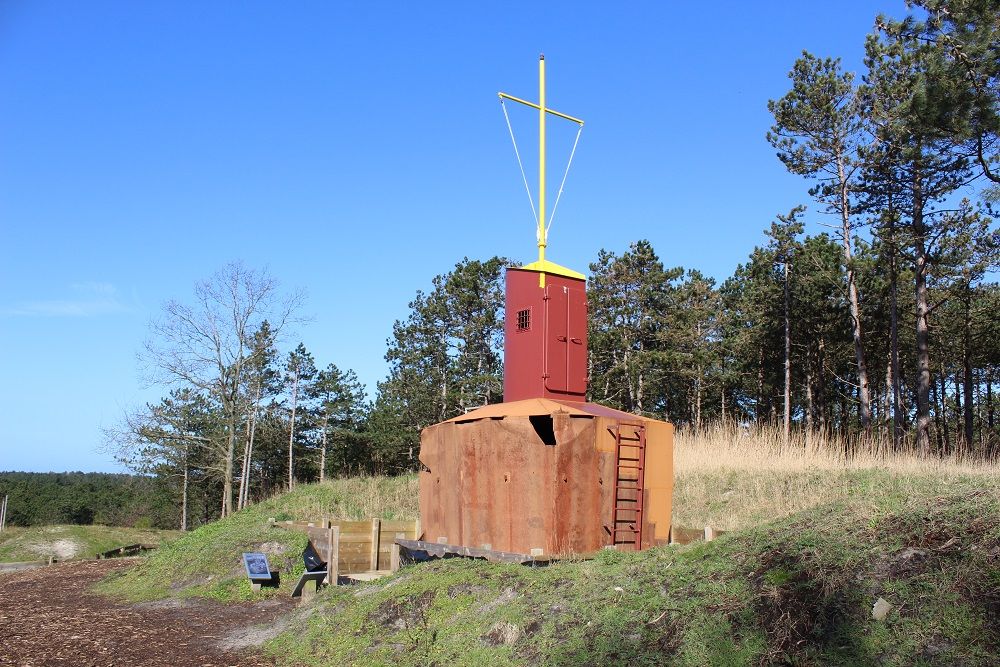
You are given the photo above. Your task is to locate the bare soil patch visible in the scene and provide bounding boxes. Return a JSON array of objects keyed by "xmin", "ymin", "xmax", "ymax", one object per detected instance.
[{"xmin": 0, "ymin": 559, "xmax": 295, "ymax": 666}]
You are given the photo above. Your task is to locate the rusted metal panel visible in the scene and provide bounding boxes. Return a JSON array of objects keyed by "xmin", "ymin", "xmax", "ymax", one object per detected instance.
[
  {"xmin": 643, "ymin": 420, "xmax": 674, "ymax": 544},
  {"xmin": 418, "ymin": 404, "xmax": 674, "ymax": 557}
]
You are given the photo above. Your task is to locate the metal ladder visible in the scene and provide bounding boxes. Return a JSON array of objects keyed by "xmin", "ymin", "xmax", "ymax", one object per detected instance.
[{"xmin": 611, "ymin": 422, "xmax": 646, "ymax": 550}]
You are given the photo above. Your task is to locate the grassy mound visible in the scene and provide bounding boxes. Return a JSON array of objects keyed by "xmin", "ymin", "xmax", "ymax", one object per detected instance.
[
  {"xmin": 0, "ymin": 524, "xmax": 180, "ymax": 563},
  {"xmin": 266, "ymin": 471, "xmax": 1000, "ymax": 666},
  {"xmin": 96, "ymin": 476, "xmax": 418, "ymax": 602}
]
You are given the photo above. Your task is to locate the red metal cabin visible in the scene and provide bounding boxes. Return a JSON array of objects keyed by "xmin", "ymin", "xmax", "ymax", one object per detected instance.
[{"xmin": 504, "ymin": 265, "xmax": 588, "ymax": 402}]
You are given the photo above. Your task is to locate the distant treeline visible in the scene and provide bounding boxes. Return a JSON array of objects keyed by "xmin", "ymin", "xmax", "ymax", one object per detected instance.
[{"xmin": 0, "ymin": 472, "xmax": 181, "ymax": 529}]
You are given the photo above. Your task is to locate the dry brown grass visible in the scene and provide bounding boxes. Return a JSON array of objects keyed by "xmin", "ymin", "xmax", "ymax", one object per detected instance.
[{"xmin": 671, "ymin": 421, "xmax": 1000, "ymax": 532}]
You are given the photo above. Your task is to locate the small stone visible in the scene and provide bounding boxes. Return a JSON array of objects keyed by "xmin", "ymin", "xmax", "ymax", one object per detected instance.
[
  {"xmin": 872, "ymin": 597, "xmax": 893, "ymax": 621},
  {"xmin": 613, "ymin": 586, "xmax": 624, "ymax": 593},
  {"xmin": 482, "ymin": 622, "xmax": 521, "ymax": 646}
]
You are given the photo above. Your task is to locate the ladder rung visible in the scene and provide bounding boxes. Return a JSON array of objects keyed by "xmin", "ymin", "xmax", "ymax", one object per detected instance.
[{"xmin": 617, "ymin": 464, "xmax": 643, "ymax": 470}]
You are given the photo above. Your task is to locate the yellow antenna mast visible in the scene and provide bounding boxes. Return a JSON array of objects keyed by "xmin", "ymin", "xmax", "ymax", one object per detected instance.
[{"xmin": 499, "ymin": 54, "xmax": 584, "ymax": 287}]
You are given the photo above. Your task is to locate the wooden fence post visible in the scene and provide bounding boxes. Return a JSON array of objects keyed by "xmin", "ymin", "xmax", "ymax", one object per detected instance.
[
  {"xmin": 370, "ymin": 518, "xmax": 381, "ymax": 571},
  {"xmin": 328, "ymin": 526, "xmax": 340, "ymax": 585},
  {"xmin": 390, "ymin": 542, "xmax": 400, "ymax": 572}
]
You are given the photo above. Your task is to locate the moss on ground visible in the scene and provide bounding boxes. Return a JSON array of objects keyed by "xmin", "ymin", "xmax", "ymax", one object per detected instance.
[{"xmin": 266, "ymin": 472, "xmax": 1000, "ymax": 666}]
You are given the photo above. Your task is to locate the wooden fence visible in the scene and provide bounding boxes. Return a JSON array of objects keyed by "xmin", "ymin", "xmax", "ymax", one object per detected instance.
[
  {"xmin": 270, "ymin": 518, "xmax": 421, "ymax": 580},
  {"xmin": 669, "ymin": 525, "xmax": 725, "ymax": 545}
]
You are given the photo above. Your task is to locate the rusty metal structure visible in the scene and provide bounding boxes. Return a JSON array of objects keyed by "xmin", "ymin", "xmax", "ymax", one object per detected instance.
[
  {"xmin": 419, "ymin": 395, "xmax": 673, "ymax": 556},
  {"xmin": 416, "ymin": 57, "xmax": 674, "ymax": 557}
]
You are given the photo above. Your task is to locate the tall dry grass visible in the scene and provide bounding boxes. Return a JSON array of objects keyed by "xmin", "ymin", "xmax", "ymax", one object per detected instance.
[
  {"xmin": 675, "ymin": 420, "xmax": 1000, "ymax": 476},
  {"xmin": 671, "ymin": 421, "xmax": 1000, "ymax": 531}
]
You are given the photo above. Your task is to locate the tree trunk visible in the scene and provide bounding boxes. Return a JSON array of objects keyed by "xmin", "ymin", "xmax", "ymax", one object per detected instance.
[
  {"xmin": 805, "ymin": 357, "xmax": 813, "ymax": 430},
  {"xmin": 223, "ymin": 410, "xmax": 236, "ymax": 518},
  {"xmin": 932, "ymin": 373, "xmax": 943, "ymax": 454},
  {"xmin": 889, "ymin": 211, "xmax": 904, "ymax": 449},
  {"xmin": 954, "ymin": 371, "xmax": 962, "ymax": 453},
  {"xmin": 912, "ymin": 172, "xmax": 933, "ymax": 456},
  {"xmin": 988, "ymin": 367, "xmax": 995, "ymax": 431},
  {"xmin": 805, "ymin": 360, "xmax": 813, "ymax": 449},
  {"xmin": 939, "ymin": 365, "xmax": 951, "ymax": 455},
  {"xmin": 237, "ymin": 414, "xmax": 252, "ymax": 511},
  {"xmin": 695, "ymin": 366, "xmax": 703, "ymax": 430},
  {"xmin": 288, "ymin": 373, "xmax": 300, "ymax": 491},
  {"xmin": 756, "ymin": 347, "xmax": 765, "ymax": 424},
  {"xmin": 720, "ymin": 384, "xmax": 726, "ymax": 423},
  {"xmin": 181, "ymin": 444, "xmax": 189, "ymax": 531},
  {"xmin": 817, "ymin": 338, "xmax": 827, "ymax": 434},
  {"xmin": 883, "ymin": 351, "xmax": 893, "ymax": 438},
  {"xmin": 242, "ymin": 382, "xmax": 262, "ymax": 508},
  {"xmin": 837, "ymin": 158, "xmax": 872, "ymax": 429},
  {"xmin": 963, "ymin": 286, "xmax": 975, "ymax": 451},
  {"xmin": 319, "ymin": 416, "xmax": 329, "ymax": 483},
  {"xmin": 783, "ymin": 255, "xmax": 791, "ymax": 447}
]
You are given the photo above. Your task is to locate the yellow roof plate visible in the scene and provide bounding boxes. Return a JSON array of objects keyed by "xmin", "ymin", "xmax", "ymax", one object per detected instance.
[{"xmin": 518, "ymin": 259, "xmax": 585, "ymax": 281}]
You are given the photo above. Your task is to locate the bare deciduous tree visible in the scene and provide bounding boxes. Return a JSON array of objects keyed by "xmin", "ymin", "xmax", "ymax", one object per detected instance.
[{"xmin": 141, "ymin": 262, "xmax": 303, "ymax": 517}]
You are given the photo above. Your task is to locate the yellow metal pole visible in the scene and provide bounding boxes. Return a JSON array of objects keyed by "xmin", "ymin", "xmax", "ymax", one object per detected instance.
[{"xmin": 538, "ymin": 54, "xmax": 546, "ymax": 287}]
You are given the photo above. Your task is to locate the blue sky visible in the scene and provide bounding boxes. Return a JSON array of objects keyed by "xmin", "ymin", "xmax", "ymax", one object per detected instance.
[{"xmin": 1, "ymin": 0, "xmax": 928, "ymax": 472}]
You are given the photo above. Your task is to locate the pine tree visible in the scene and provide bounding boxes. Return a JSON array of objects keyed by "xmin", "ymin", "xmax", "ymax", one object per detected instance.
[
  {"xmin": 862, "ymin": 24, "xmax": 975, "ymax": 453},
  {"xmin": 768, "ymin": 53, "xmax": 874, "ymax": 429},
  {"xmin": 309, "ymin": 363, "xmax": 366, "ymax": 481}
]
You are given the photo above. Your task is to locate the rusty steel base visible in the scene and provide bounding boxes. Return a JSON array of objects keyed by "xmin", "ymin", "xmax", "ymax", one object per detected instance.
[
  {"xmin": 418, "ymin": 398, "xmax": 674, "ymax": 557},
  {"xmin": 395, "ymin": 539, "xmax": 554, "ymax": 565}
]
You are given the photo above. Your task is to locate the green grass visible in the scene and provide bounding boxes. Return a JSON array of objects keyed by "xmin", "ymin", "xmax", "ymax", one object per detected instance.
[
  {"xmin": 95, "ymin": 475, "xmax": 419, "ymax": 602},
  {"xmin": 0, "ymin": 524, "xmax": 180, "ymax": 563},
  {"xmin": 265, "ymin": 471, "xmax": 1000, "ymax": 667},
  {"xmin": 89, "ymin": 466, "xmax": 1000, "ymax": 665}
]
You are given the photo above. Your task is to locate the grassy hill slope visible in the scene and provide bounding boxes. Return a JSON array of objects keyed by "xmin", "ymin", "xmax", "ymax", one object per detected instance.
[
  {"xmin": 267, "ymin": 474, "xmax": 1000, "ymax": 666},
  {"xmin": 93, "ymin": 426, "xmax": 1000, "ymax": 664},
  {"xmin": 96, "ymin": 475, "xmax": 418, "ymax": 601},
  {"xmin": 0, "ymin": 524, "xmax": 180, "ymax": 562}
]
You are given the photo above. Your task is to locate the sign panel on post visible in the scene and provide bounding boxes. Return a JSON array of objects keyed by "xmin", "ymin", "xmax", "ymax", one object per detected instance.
[{"xmin": 242, "ymin": 552, "xmax": 272, "ymax": 580}]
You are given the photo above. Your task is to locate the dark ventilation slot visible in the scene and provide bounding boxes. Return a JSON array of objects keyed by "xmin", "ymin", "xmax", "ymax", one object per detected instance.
[
  {"xmin": 529, "ymin": 415, "xmax": 557, "ymax": 446},
  {"xmin": 516, "ymin": 308, "xmax": 531, "ymax": 332}
]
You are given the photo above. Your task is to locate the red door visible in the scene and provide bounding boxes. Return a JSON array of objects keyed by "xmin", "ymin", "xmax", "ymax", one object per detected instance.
[
  {"xmin": 544, "ymin": 285, "xmax": 568, "ymax": 393},
  {"xmin": 566, "ymin": 286, "xmax": 587, "ymax": 394}
]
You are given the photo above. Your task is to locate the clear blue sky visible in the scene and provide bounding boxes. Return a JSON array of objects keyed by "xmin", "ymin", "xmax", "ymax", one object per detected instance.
[{"xmin": 1, "ymin": 1, "xmax": 915, "ymax": 472}]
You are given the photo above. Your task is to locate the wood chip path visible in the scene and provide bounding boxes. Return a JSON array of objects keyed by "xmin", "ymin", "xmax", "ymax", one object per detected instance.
[{"xmin": 0, "ymin": 559, "xmax": 296, "ymax": 666}]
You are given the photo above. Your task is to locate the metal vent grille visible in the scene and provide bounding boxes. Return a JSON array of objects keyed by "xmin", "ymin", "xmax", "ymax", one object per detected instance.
[{"xmin": 516, "ymin": 308, "xmax": 531, "ymax": 332}]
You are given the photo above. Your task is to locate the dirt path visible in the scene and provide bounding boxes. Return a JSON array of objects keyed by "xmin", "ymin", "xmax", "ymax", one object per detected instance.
[{"xmin": 0, "ymin": 559, "xmax": 296, "ymax": 667}]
